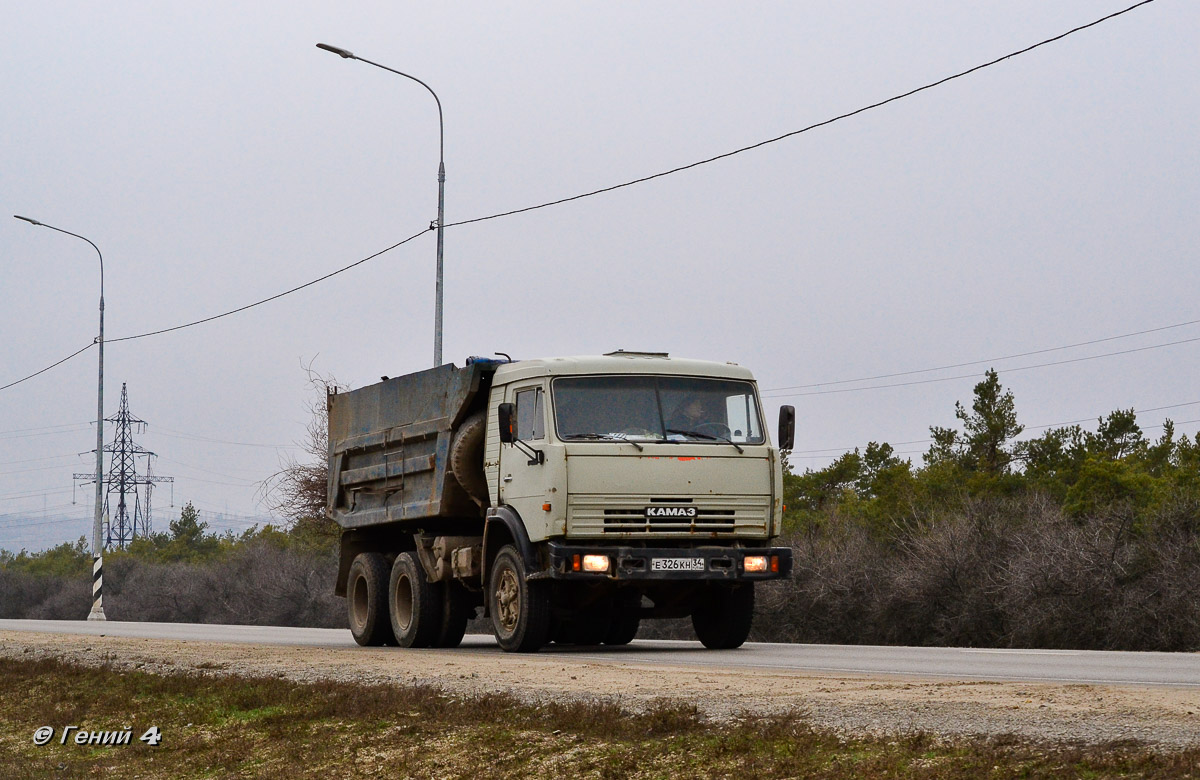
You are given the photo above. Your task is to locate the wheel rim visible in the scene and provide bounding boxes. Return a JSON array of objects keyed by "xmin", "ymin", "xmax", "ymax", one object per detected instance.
[
  {"xmin": 495, "ymin": 567, "xmax": 521, "ymax": 633},
  {"xmin": 393, "ymin": 573, "xmax": 414, "ymax": 631},
  {"xmin": 350, "ymin": 574, "xmax": 369, "ymax": 630}
]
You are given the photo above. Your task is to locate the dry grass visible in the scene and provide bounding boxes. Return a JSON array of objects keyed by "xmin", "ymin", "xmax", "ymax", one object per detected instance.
[{"xmin": 1, "ymin": 657, "xmax": 1197, "ymax": 779}]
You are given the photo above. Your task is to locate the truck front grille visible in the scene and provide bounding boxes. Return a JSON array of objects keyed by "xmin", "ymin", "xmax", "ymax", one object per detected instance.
[{"xmin": 567, "ymin": 495, "xmax": 770, "ymax": 537}]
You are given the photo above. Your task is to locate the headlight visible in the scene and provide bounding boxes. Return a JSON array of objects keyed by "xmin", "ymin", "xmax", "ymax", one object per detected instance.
[
  {"xmin": 582, "ymin": 554, "xmax": 610, "ymax": 573},
  {"xmin": 743, "ymin": 555, "xmax": 768, "ymax": 573}
]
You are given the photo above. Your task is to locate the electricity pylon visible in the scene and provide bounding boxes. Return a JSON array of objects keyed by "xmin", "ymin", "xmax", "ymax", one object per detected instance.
[{"xmin": 74, "ymin": 383, "xmax": 173, "ymax": 549}]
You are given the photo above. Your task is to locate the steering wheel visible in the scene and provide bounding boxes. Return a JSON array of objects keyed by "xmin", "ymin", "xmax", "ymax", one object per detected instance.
[{"xmin": 695, "ymin": 422, "xmax": 732, "ymax": 439}]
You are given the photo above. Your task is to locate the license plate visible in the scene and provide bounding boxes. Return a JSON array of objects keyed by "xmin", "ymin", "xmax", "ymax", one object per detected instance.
[{"xmin": 651, "ymin": 557, "xmax": 705, "ymax": 572}]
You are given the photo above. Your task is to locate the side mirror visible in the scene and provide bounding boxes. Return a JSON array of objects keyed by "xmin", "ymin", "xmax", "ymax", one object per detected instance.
[
  {"xmin": 498, "ymin": 402, "xmax": 516, "ymax": 443},
  {"xmin": 777, "ymin": 405, "xmax": 795, "ymax": 450}
]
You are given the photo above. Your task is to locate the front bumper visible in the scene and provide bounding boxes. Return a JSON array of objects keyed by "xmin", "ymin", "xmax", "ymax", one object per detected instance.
[{"xmin": 541, "ymin": 541, "xmax": 793, "ymax": 581}]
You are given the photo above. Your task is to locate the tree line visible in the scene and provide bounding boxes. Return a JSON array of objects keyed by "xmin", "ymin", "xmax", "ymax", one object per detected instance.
[{"xmin": 764, "ymin": 370, "xmax": 1199, "ymax": 650}]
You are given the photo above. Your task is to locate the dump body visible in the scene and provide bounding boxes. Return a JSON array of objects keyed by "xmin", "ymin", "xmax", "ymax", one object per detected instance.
[{"xmin": 327, "ymin": 360, "xmax": 498, "ymax": 529}]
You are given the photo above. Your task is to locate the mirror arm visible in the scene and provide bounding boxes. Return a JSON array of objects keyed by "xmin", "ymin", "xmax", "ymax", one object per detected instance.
[{"xmin": 512, "ymin": 438, "xmax": 545, "ymax": 465}]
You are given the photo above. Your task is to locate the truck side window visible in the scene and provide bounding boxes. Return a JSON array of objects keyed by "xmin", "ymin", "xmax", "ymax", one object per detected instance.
[{"xmin": 515, "ymin": 388, "xmax": 545, "ymax": 440}]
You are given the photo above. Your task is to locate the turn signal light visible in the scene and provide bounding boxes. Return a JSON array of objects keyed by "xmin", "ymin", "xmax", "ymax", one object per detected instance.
[
  {"xmin": 744, "ymin": 555, "xmax": 768, "ymax": 573},
  {"xmin": 770, "ymin": 555, "xmax": 779, "ymax": 573},
  {"xmin": 582, "ymin": 554, "xmax": 610, "ymax": 573}
]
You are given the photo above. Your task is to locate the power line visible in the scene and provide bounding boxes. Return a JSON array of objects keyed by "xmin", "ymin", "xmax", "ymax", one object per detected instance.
[
  {"xmin": 0, "ymin": 486, "xmax": 75, "ymax": 501},
  {"xmin": 0, "ymin": 452, "xmax": 86, "ymax": 467},
  {"xmin": 0, "ymin": 504, "xmax": 81, "ymax": 523},
  {"xmin": 1145, "ymin": 417, "xmax": 1200, "ymax": 431},
  {"xmin": 766, "ymin": 317, "xmax": 1200, "ymax": 392},
  {"xmin": 0, "ymin": 462, "xmax": 92, "ymax": 477},
  {"xmin": 443, "ymin": 0, "xmax": 1159, "ymax": 230},
  {"xmin": 175, "ymin": 475, "xmax": 263, "ymax": 488},
  {"xmin": 790, "ymin": 400, "xmax": 1200, "ymax": 458},
  {"xmin": 0, "ymin": 427, "xmax": 93, "ymax": 443},
  {"xmin": 0, "ymin": 514, "xmax": 90, "ymax": 531},
  {"xmin": 0, "ymin": 230, "xmax": 429, "ymax": 393},
  {"xmin": 0, "ymin": 421, "xmax": 91, "ymax": 437},
  {"xmin": 794, "ymin": 418, "xmax": 1200, "ymax": 462},
  {"xmin": 146, "ymin": 427, "xmax": 301, "ymax": 450},
  {"xmin": 0, "ymin": 342, "xmax": 93, "ymax": 392},
  {"xmin": 764, "ymin": 334, "xmax": 1200, "ymax": 398},
  {"xmin": 154, "ymin": 455, "xmax": 264, "ymax": 484},
  {"xmin": 108, "ymin": 228, "xmax": 429, "ymax": 343}
]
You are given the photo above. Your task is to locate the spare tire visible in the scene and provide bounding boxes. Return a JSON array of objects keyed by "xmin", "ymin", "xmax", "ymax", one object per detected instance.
[{"xmin": 450, "ymin": 410, "xmax": 489, "ymax": 503}]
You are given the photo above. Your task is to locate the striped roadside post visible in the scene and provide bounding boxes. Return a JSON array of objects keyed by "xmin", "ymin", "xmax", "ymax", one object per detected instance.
[{"xmin": 88, "ymin": 511, "xmax": 106, "ymax": 621}]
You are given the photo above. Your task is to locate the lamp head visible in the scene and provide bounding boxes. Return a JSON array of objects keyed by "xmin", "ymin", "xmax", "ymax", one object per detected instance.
[
  {"xmin": 316, "ymin": 43, "xmax": 355, "ymax": 59},
  {"xmin": 14, "ymin": 215, "xmax": 43, "ymax": 226}
]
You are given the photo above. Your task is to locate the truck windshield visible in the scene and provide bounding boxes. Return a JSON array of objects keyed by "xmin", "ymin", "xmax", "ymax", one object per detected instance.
[{"xmin": 552, "ymin": 375, "xmax": 765, "ymax": 445}]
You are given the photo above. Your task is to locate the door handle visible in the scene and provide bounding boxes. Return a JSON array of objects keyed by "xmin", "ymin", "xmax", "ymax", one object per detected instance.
[{"xmin": 502, "ymin": 475, "xmax": 513, "ymax": 483}]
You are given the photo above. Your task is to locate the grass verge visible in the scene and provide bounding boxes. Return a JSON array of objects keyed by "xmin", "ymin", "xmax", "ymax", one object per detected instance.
[{"xmin": 0, "ymin": 657, "xmax": 1196, "ymax": 778}]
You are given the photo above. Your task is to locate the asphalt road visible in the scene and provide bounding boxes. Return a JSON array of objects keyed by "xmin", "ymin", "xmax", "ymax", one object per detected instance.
[{"xmin": 3, "ymin": 619, "xmax": 1196, "ymax": 688}]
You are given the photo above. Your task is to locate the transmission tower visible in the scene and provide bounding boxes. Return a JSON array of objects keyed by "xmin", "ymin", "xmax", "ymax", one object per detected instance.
[{"xmin": 74, "ymin": 383, "xmax": 174, "ymax": 549}]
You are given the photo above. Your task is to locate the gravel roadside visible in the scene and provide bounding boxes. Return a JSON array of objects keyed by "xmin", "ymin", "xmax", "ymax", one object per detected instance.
[{"xmin": 2, "ymin": 630, "xmax": 1196, "ymax": 751}]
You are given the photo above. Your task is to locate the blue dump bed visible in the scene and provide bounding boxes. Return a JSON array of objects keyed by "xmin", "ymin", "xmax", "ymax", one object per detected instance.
[{"xmin": 326, "ymin": 361, "xmax": 499, "ymax": 529}]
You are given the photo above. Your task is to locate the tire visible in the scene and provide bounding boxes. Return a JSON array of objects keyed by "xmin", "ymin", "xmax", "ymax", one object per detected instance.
[
  {"xmin": 489, "ymin": 545, "xmax": 550, "ymax": 653},
  {"xmin": 604, "ymin": 592, "xmax": 641, "ymax": 646},
  {"xmin": 691, "ymin": 583, "xmax": 754, "ymax": 650},
  {"xmin": 566, "ymin": 613, "xmax": 610, "ymax": 646},
  {"xmin": 347, "ymin": 553, "xmax": 396, "ymax": 647},
  {"xmin": 604, "ymin": 613, "xmax": 640, "ymax": 646},
  {"xmin": 450, "ymin": 411, "xmax": 489, "ymax": 503},
  {"xmin": 389, "ymin": 552, "xmax": 443, "ymax": 648},
  {"xmin": 433, "ymin": 581, "xmax": 472, "ymax": 648}
]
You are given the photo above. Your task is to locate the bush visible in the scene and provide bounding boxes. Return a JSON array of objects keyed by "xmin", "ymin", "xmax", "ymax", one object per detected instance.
[
  {"xmin": 750, "ymin": 494, "xmax": 1200, "ymax": 651},
  {"xmin": 103, "ymin": 539, "xmax": 342, "ymax": 627},
  {"xmin": 1, "ymin": 527, "xmax": 343, "ymax": 629}
]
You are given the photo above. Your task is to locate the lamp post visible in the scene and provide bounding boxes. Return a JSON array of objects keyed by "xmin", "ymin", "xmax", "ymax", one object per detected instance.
[
  {"xmin": 14, "ymin": 215, "xmax": 107, "ymax": 621},
  {"xmin": 317, "ymin": 43, "xmax": 446, "ymax": 367}
]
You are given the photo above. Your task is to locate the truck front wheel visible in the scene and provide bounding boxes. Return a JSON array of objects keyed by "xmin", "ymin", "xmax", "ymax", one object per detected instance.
[
  {"xmin": 347, "ymin": 553, "xmax": 396, "ymax": 647},
  {"xmin": 691, "ymin": 583, "xmax": 754, "ymax": 649},
  {"xmin": 489, "ymin": 545, "xmax": 550, "ymax": 652},
  {"xmin": 389, "ymin": 552, "xmax": 443, "ymax": 648}
]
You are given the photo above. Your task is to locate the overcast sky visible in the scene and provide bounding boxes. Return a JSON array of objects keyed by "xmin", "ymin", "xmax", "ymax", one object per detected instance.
[{"xmin": 2, "ymin": 1, "xmax": 1196, "ymax": 552}]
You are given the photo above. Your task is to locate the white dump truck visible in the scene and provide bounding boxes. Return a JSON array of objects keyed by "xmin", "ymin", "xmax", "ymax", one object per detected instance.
[{"xmin": 328, "ymin": 351, "xmax": 794, "ymax": 652}]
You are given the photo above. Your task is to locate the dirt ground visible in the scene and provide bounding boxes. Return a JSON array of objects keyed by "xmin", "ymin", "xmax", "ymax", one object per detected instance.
[{"xmin": 2, "ymin": 630, "xmax": 1196, "ymax": 750}]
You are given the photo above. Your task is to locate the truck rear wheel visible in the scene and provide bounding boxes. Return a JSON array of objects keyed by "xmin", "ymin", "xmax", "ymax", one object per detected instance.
[
  {"xmin": 389, "ymin": 552, "xmax": 443, "ymax": 648},
  {"xmin": 691, "ymin": 583, "xmax": 754, "ymax": 649},
  {"xmin": 489, "ymin": 545, "xmax": 550, "ymax": 652},
  {"xmin": 347, "ymin": 553, "xmax": 396, "ymax": 647}
]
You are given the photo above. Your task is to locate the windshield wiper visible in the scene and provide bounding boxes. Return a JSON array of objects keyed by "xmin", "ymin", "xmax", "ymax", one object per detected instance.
[
  {"xmin": 561, "ymin": 432, "xmax": 644, "ymax": 451},
  {"xmin": 665, "ymin": 428, "xmax": 719, "ymax": 440},
  {"xmin": 664, "ymin": 428, "xmax": 744, "ymax": 453}
]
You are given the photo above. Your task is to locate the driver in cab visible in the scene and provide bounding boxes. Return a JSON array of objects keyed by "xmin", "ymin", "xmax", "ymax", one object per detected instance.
[{"xmin": 666, "ymin": 398, "xmax": 713, "ymax": 436}]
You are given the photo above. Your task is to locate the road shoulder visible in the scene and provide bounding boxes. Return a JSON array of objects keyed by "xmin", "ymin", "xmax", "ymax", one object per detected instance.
[{"xmin": 1, "ymin": 630, "xmax": 1196, "ymax": 750}]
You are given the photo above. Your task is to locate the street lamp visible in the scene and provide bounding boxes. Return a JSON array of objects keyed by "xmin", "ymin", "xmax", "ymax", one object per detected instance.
[
  {"xmin": 14, "ymin": 214, "xmax": 107, "ymax": 621},
  {"xmin": 316, "ymin": 43, "xmax": 446, "ymax": 367}
]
